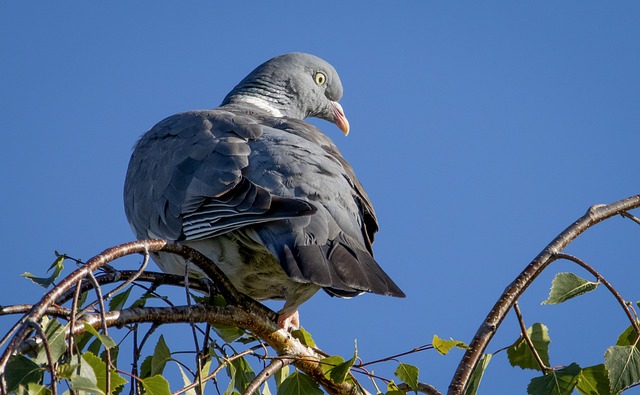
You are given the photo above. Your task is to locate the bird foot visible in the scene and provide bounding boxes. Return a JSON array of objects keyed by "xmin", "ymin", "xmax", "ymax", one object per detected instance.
[{"xmin": 277, "ymin": 309, "xmax": 300, "ymax": 331}]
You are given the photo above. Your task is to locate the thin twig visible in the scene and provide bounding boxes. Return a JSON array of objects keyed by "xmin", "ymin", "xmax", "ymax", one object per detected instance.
[
  {"xmin": 137, "ymin": 323, "xmax": 161, "ymax": 358},
  {"xmin": 174, "ymin": 348, "xmax": 255, "ymax": 395},
  {"xmin": 131, "ymin": 324, "xmax": 140, "ymax": 395},
  {"xmin": 554, "ymin": 252, "xmax": 640, "ymax": 335},
  {"xmin": 68, "ymin": 279, "xmax": 83, "ymax": 367},
  {"xmin": 27, "ymin": 320, "xmax": 57, "ymax": 395},
  {"xmin": 357, "ymin": 344, "xmax": 433, "ymax": 368},
  {"xmin": 195, "ymin": 351, "xmax": 204, "ymax": 395},
  {"xmin": 55, "ymin": 270, "xmax": 213, "ymax": 307},
  {"xmin": 100, "ymin": 251, "xmax": 150, "ymax": 307},
  {"xmin": 621, "ymin": 211, "xmax": 640, "ymax": 226},
  {"xmin": 87, "ymin": 272, "xmax": 111, "ymax": 395},
  {"xmin": 513, "ymin": 302, "xmax": 548, "ymax": 372},
  {"xmin": 183, "ymin": 261, "xmax": 204, "ymax": 395},
  {"xmin": 243, "ymin": 358, "xmax": 293, "ymax": 395}
]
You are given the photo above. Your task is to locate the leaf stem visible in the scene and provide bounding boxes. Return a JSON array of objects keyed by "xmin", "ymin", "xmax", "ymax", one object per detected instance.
[
  {"xmin": 554, "ymin": 252, "xmax": 640, "ymax": 336},
  {"xmin": 513, "ymin": 302, "xmax": 549, "ymax": 373},
  {"xmin": 357, "ymin": 344, "xmax": 433, "ymax": 368}
]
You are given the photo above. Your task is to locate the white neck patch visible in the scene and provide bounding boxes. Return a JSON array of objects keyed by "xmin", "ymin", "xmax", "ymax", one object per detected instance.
[{"xmin": 238, "ymin": 96, "xmax": 284, "ymax": 117}]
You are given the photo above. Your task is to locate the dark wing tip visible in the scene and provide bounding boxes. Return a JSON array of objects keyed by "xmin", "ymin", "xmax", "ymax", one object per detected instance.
[
  {"xmin": 279, "ymin": 233, "xmax": 405, "ymax": 299},
  {"xmin": 181, "ymin": 178, "xmax": 317, "ymax": 241}
]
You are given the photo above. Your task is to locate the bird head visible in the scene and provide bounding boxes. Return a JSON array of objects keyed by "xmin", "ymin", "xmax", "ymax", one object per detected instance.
[{"xmin": 222, "ymin": 52, "xmax": 350, "ymax": 135}]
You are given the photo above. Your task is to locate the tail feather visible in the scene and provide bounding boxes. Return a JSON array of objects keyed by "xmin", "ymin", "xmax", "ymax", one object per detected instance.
[{"xmin": 280, "ymin": 232, "xmax": 405, "ymax": 298}]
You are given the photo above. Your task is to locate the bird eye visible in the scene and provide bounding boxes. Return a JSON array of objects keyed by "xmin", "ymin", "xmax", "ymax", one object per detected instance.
[{"xmin": 314, "ymin": 72, "xmax": 327, "ymax": 86}]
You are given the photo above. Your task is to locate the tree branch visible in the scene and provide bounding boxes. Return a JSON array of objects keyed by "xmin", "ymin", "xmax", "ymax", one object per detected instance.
[
  {"xmin": 0, "ymin": 240, "xmax": 363, "ymax": 395},
  {"xmin": 397, "ymin": 382, "xmax": 442, "ymax": 395},
  {"xmin": 448, "ymin": 195, "xmax": 640, "ymax": 395},
  {"xmin": 243, "ymin": 357, "xmax": 293, "ymax": 395}
]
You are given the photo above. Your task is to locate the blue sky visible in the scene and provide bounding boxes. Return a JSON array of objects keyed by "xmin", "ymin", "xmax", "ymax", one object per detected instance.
[{"xmin": 1, "ymin": 2, "xmax": 639, "ymax": 393}]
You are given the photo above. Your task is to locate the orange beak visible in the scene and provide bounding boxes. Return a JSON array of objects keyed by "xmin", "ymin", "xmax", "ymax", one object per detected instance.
[{"xmin": 331, "ymin": 101, "xmax": 350, "ymax": 136}]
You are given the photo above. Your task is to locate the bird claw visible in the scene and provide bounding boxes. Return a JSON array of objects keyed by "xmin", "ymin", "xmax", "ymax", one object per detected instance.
[{"xmin": 277, "ymin": 309, "xmax": 300, "ymax": 331}]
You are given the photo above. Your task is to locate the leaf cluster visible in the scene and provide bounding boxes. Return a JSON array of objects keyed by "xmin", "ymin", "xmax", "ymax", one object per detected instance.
[{"xmin": 466, "ymin": 271, "xmax": 640, "ymax": 395}]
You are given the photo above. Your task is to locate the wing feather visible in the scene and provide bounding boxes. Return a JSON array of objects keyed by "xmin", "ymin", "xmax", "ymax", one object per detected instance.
[{"xmin": 124, "ymin": 110, "xmax": 314, "ymax": 242}]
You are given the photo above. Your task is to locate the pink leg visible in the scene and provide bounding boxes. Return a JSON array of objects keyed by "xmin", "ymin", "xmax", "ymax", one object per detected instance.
[{"xmin": 277, "ymin": 309, "xmax": 300, "ymax": 330}]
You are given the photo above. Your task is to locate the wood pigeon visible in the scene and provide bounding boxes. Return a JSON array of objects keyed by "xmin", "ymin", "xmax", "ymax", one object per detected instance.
[{"xmin": 124, "ymin": 53, "xmax": 405, "ymax": 329}]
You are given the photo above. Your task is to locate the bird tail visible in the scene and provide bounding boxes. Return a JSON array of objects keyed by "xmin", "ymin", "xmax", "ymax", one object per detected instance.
[{"xmin": 280, "ymin": 232, "xmax": 406, "ymax": 299}]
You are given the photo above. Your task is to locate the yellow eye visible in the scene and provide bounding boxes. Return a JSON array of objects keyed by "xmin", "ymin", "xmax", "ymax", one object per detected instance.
[{"xmin": 314, "ymin": 72, "xmax": 327, "ymax": 86}]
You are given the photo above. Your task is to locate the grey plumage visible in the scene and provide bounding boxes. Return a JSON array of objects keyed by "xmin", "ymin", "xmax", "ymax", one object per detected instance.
[{"xmin": 124, "ymin": 53, "xmax": 404, "ymax": 328}]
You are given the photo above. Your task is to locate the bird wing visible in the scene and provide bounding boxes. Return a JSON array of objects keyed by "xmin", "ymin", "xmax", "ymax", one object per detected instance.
[
  {"xmin": 245, "ymin": 118, "xmax": 405, "ymax": 298},
  {"xmin": 124, "ymin": 109, "xmax": 404, "ymax": 299},
  {"xmin": 123, "ymin": 110, "xmax": 315, "ymax": 242}
]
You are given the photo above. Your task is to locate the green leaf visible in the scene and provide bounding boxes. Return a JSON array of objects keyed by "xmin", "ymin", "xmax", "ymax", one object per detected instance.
[
  {"xmin": 261, "ymin": 381, "xmax": 272, "ymax": 395},
  {"xmin": 433, "ymin": 334, "xmax": 468, "ymax": 355},
  {"xmin": 73, "ymin": 331, "xmax": 93, "ymax": 352},
  {"xmin": 101, "ymin": 346, "xmax": 119, "ymax": 368},
  {"xmin": 576, "ymin": 364, "xmax": 610, "ymax": 395},
  {"xmin": 507, "ymin": 323, "xmax": 551, "ymax": 371},
  {"xmin": 21, "ymin": 255, "xmax": 65, "ymax": 288},
  {"xmin": 108, "ymin": 286, "xmax": 132, "ymax": 311},
  {"xmin": 321, "ymin": 342, "xmax": 357, "ymax": 384},
  {"xmin": 16, "ymin": 383, "xmax": 51, "ymax": 395},
  {"xmin": 129, "ymin": 294, "xmax": 149, "ymax": 308},
  {"xmin": 5, "ymin": 355, "xmax": 44, "ymax": 393},
  {"xmin": 34, "ymin": 317, "xmax": 67, "ymax": 364},
  {"xmin": 140, "ymin": 355, "xmax": 153, "ymax": 378},
  {"xmin": 277, "ymin": 372, "xmax": 323, "ymax": 395},
  {"xmin": 57, "ymin": 361, "xmax": 79, "ymax": 379},
  {"xmin": 190, "ymin": 292, "xmax": 209, "ymax": 304},
  {"xmin": 177, "ymin": 363, "xmax": 198, "ymax": 395},
  {"xmin": 527, "ymin": 363, "xmax": 581, "ymax": 395},
  {"xmin": 141, "ymin": 375, "xmax": 171, "ymax": 395},
  {"xmin": 320, "ymin": 355, "xmax": 345, "ymax": 377},
  {"xmin": 76, "ymin": 290, "xmax": 89, "ymax": 310},
  {"xmin": 465, "ymin": 353, "xmax": 492, "ymax": 395},
  {"xmin": 129, "ymin": 293, "xmax": 170, "ymax": 309},
  {"xmin": 224, "ymin": 358, "xmax": 238, "ymax": 395},
  {"xmin": 616, "ymin": 323, "xmax": 640, "ymax": 346},
  {"xmin": 176, "ymin": 357, "xmax": 212, "ymax": 395},
  {"xmin": 210, "ymin": 294, "xmax": 228, "ymax": 306},
  {"xmin": 82, "ymin": 352, "xmax": 128, "ymax": 395},
  {"xmin": 70, "ymin": 375, "xmax": 105, "ymax": 395},
  {"xmin": 385, "ymin": 380, "xmax": 405, "ymax": 394},
  {"xmin": 605, "ymin": 345, "xmax": 640, "ymax": 393},
  {"xmin": 87, "ymin": 337, "xmax": 103, "ymax": 356},
  {"xmin": 542, "ymin": 272, "xmax": 598, "ymax": 305},
  {"xmin": 83, "ymin": 322, "xmax": 117, "ymax": 350},
  {"xmin": 394, "ymin": 363, "xmax": 419, "ymax": 392},
  {"xmin": 212, "ymin": 324, "xmax": 246, "ymax": 343},
  {"xmin": 70, "ymin": 352, "xmax": 100, "ymax": 392},
  {"xmin": 150, "ymin": 335, "xmax": 171, "ymax": 376},
  {"xmin": 291, "ymin": 327, "xmax": 317, "ymax": 348},
  {"xmin": 226, "ymin": 356, "xmax": 256, "ymax": 393},
  {"xmin": 331, "ymin": 359, "xmax": 356, "ymax": 385},
  {"xmin": 274, "ymin": 364, "xmax": 289, "ymax": 389}
]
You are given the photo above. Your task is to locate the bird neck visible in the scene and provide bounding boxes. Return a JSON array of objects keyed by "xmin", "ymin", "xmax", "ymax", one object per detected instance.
[
  {"xmin": 224, "ymin": 95, "xmax": 285, "ymax": 117},
  {"xmin": 221, "ymin": 76, "xmax": 307, "ymax": 119}
]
